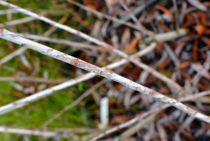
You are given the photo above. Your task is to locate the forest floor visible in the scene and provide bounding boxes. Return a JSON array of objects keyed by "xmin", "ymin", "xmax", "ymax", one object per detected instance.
[{"xmin": 0, "ymin": 0, "xmax": 209, "ymax": 141}]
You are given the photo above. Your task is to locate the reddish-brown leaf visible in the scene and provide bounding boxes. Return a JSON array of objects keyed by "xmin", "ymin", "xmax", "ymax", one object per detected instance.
[
  {"xmin": 181, "ymin": 72, "xmax": 192, "ymax": 80},
  {"xmin": 110, "ymin": 115, "xmax": 130, "ymax": 125},
  {"xmin": 159, "ymin": 87, "xmax": 170, "ymax": 94},
  {"xmin": 158, "ymin": 22, "xmax": 171, "ymax": 32},
  {"xmin": 124, "ymin": 38, "xmax": 139, "ymax": 54},
  {"xmin": 203, "ymin": 37, "xmax": 210, "ymax": 47},
  {"xmin": 180, "ymin": 128, "xmax": 197, "ymax": 141},
  {"xmin": 193, "ymin": 41, "xmax": 199, "ymax": 61},
  {"xmin": 197, "ymin": 12, "xmax": 208, "ymax": 26},
  {"xmin": 84, "ymin": 0, "xmax": 99, "ymax": 10},
  {"xmin": 158, "ymin": 59, "xmax": 171, "ymax": 69},
  {"xmin": 156, "ymin": 5, "xmax": 172, "ymax": 15},
  {"xmin": 177, "ymin": 61, "xmax": 192, "ymax": 69},
  {"xmin": 114, "ymin": 83, "xmax": 123, "ymax": 90},
  {"xmin": 195, "ymin": 24, "xmax": 205, "ymax": 35}
]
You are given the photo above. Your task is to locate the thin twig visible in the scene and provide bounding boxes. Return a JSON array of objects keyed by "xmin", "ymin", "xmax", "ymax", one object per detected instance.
[
  {"xmin": 4, "ymin": 17, "xmax": 34, "ymax": 26},
  {"xmin": 0, "ymin": 47, "xmax": 28, "ymax": 66},
  {"xmin": 0, "ymin": 29, "xmax": 209, "ymax": 123},
  {"xmin": 118, "ymin": 114, "xmax": 157, "ymax": 141},
  {"xmin": 108, "ymin": 0, "xmax": 157, "ymax": 31},
  {"xmin": 0, "ymin": 76, "xmax": 66, "ymax": 84},
  {"xmin": 186, "ymin": 0, "xmax": 207, "ymax": 11},
  {"xmin": 89, "ymin": 89, "xmax": 210, "ymax": 141},
  {"xmin": 0, "ymin": 126, "xmax": 58, "ymax": 138},
  {"xmin": 0, "ymin": 1, "xmax": 186, "ymax": 95},
  {"xmin": 67, "ymin": 0, "xmax": 141, "ymax": 31},
  {"xmin": 0, "ymin": 9, "xmax": 17, "ymax": 15},
  {"xmin": 18, "ymin": 33, "xmax": 109, "ymax": 52},
  {"xmin": 43, "ymin": 13, "xmax": 69, "ymax": 36},
  {"xmin": 0, "ymin": 31, "xmax": 156, "ymax": 117},
  {"xmin": 43, "ymin": 80, "xmax": 108, "ymax": 127},
  {"xmin": 89, "ymin": 106, "xmax": 165, "ymax": 141}
]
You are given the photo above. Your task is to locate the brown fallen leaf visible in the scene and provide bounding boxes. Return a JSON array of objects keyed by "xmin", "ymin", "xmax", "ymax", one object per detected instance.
[
  {"xmin": 195, "ymin": 24, "xmax": 205, "ymax": 36},
  {"xmin": 202, "ymin": 37, "xmax": 210, "ymax": 47},
  {"xmin": 177, "ymin": 61, "xmax": 192, "ymax": 69},
  {"xmin": 124, "ymin": 38, "xmax": 139, "ymax": 54},
  {"xmin": 193, "ymin": 41, "xmax": 199, "ymax": 61},
  {"xmin": 84, "ymin": 0, "xmax": 99, "ymax": 10},
  {"xmin": 110, "ymin": 115, "xmax": 131, "ymax": 125}
]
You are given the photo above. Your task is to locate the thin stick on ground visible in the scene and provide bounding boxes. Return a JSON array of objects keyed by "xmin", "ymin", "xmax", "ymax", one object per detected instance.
[
  {"xmin": 67, "ymin": 0, "xmax": 141, "ymax": 31},
  {"xmin": 108, "ymin": 0, "xmax": 157, "ymax": 31},
  {"xmin": 4, "ymin": 17, "xmax": 35, "ymax": 27},
  {"xmin": 90, "ymin": 105, "xmax": 166, "ymax": 141},
  {"xmin": 0, "ymin": 47, "xmax": 28, "ymax": 66},
  {"xmin": 0, "ymin": 29, "xmax": 209, "ymax": 123},
  {"xmin": 0, "ymin": 1, "xmax": 186, "ymax": 95},
  {"xmin": 0, "ymin": 9, "xmax": 18, "ymax": 15},
  {"xmin": 18, "ymin": 33, "xmax": 109, "ymax": 52},
  {"xmin": 43, "ymin": 80, "xmax": 108, "ymax": 127},
  {"xmin": 0, "ymin": 33, "xmax": 156, "ymax": 117},
  {"xmin": 0, "ymin": 126, "xmax": 68, "ymax": 138},
  {"xmin": 43, "ymin": 13, "xmax": 69, "ymax": 36},
  {"xmin": 89, "ymin": 90, "xmax": 210, "ymax": 141},
  {"xmin": 0, "ymin": 76, "xmax": 66, "ymax": 84},
  {"xmin": 117, "ymin": 114, "xmax": 157, "ymax": 141}
]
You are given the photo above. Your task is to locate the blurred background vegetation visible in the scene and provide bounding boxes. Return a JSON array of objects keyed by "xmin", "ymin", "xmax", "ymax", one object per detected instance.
[{"xmin": 0, "ymin": 0, "xmax": 95, "ymax": 140}]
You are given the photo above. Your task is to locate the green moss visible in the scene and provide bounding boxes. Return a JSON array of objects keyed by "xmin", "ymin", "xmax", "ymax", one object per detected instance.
[
  {"xmin": 0, "ymin": 0, "xmax": 96, "ymax": 140},
  {"xmin": 9, "ymin": 0, "xmax": 52, "ymax": 11}
]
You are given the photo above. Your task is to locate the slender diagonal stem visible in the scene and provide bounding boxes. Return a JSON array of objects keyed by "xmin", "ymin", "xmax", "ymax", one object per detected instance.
[
  {"xmin": 0, "ymin": 31, "xmax": 156, "ymax": 115},
  {"xmin": 0, "ymin": 29, "xmax": 209, "ymax": 123},
  {"xmin": 43, "ymin": 80, "xmax": 108, "ymax": 127},
  {"xmin": 67, "ymin": 0, "xmax": 141, "ymax": 31},
  {"xmin": 0, "ymin": 47, "xmax": 27, "ymax": 66},
  {"xmin": 89, "ymin": 90, "xmax": 210, "ymax": 141},
  {"xmin": 0, "ymin": 126, "xmax": 58, "ymax": 138},
  {"xmin": 0, "ymin": 0, "xmax": 186, "ymax": 94}
]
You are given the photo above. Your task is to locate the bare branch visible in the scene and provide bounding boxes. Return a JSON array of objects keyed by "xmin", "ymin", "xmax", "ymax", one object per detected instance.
[
  {"xmin": 0, "ymin": 47, "xmax": 27, "ymax": 66},
  {"xmin": 0, "ymin": 76, "xmax": 66, "ymax": 84},
  {"xmin": 18, "ymin": 33, "xmax": 109, "ymax": 52},
  {"xmin": 67, "ymin": 0, "xmax": 141, "ymax": 31},
  {"xmin": 43, "ymin": 80, "xmax": 107, "ymax": 127},
  {"xmin": 0, "ymin": 29, "xmax": 209, "ymax": 123},
  {"xmin": 89, "ymin": 90, "xmax": 210, "ymax": 140},
  {"xmin": 0, "ymin": 30, "xmax": 156, "ymax": 117},
  {"xmin": 0, "ymin": 126, "xmax": 57, "ymax": 138},
  {"xmin": 4, "ymin": 17, "xmax": 34, "ymax": 26},
  {"xmin": 0, "ymin": 126, "xmax": 78, "ymax": 139},
  {"xmin": 0, "ymin": 1, "xmax": 186, "ymax": 94}
]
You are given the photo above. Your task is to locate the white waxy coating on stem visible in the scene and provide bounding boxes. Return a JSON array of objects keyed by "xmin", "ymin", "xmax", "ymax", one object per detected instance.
[{"xmin": 100, "ymin": 97, "xmax": 109, "ymax": 129}]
